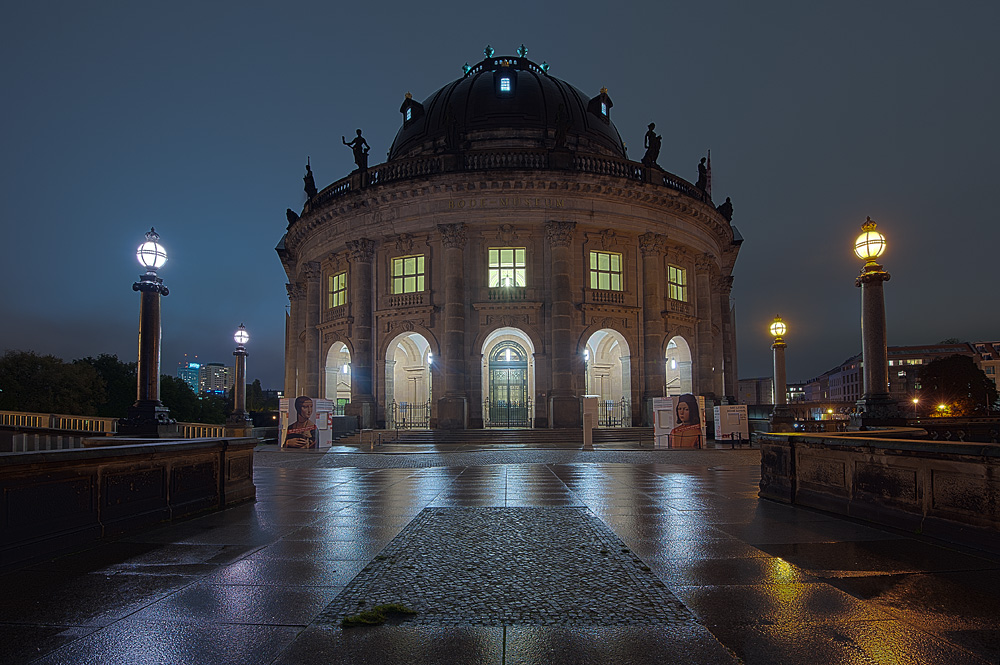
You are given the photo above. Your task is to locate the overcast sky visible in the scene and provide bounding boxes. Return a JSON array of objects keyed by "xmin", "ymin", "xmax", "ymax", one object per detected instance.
[{"xmin": 2, "ymin": 1, "xmax": 997, "ymax": 391}]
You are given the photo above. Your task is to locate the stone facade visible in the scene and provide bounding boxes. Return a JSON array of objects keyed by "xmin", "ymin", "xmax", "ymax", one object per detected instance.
[{"xmin": 278, "ymin": 54, "xmax": 741, "ymax": 429}]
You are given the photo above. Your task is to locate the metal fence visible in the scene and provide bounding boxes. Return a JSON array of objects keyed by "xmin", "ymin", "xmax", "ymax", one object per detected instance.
[
  {"xmin": 483, "ymin": 399, "xmax": 532, "ymax": 428},
  {"xmin": 597, "ymin": 398, "xmax": 632, "ymax": 428},
  {"xmin": 387, "ymin": 401, "xmax": 431, "ymax": 430}
]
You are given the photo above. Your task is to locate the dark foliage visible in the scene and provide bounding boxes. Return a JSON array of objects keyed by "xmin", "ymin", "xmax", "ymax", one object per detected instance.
[{"xmin": 919, "ymin": 354, "xmax": 997, "ymax": 416}]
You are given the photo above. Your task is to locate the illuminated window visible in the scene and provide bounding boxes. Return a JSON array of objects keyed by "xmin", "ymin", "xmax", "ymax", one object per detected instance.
[
  {"xmin": 589, "ymin": 251, "xmax": 622, "ymax": 291},
  {"xmin": 404, "ymin": 107, "xmax": 412, "ymax": 121},
  {"xmin": 668, "ymin": 265, "xmax": 687, "ymax": 301},
  {"xmin": 392, "ymin": 254, "xmax": 425, "ymax": 294},
  {"xmin": 488, "ymin": 247, "xmax": 526, "ymax": 287},
  {"xmin": 328, "ymin": 271, "xmax": 347, "ymax": 308},
  {"xmin": 500, "ymin": 77, "xmax": 511, "ymax": 92},
  {"xmin": 601, "ymin": 101, "xmax": 607, "ymax": 115}
]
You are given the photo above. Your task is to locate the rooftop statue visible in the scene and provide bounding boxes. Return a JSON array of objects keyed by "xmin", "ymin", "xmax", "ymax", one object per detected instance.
[
  {"xmin": 343, "ymin": 129, "xmax": 370, "ymax": 171},
  {"xmin": 286, "ymin": 208, "xmax": 299, "ymax": 225},
  {"xmin": 303, "ymin": 158, "xmax": 318, "ymax": 199},
  {"xmin": 716, "ymin": 197, "xmax": 733, "ymax": 221},
  {"xmin": 641, "ymin": 123, "xmax": 661, "ymax": 168},
  {"xmin": 696, "ymin": 157, "xmax": 708, "ymax": 190}
]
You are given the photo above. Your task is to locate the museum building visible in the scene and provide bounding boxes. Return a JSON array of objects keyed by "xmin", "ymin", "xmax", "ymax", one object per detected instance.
[{"xmin": 277, "ymin": 49, "xmax": 743, "ymax": 430}]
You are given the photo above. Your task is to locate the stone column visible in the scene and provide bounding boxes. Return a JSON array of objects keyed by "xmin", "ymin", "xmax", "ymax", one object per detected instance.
[
  {"xmin": 694, "ymin": 254, "xmax": 715, "ymax": 396},
  {"xmin": 546, "ymin": 221, "xmax": 580, "ymax": 427},
  {"xmin": 303, "ymin": 262, "xmax": 322, "ymax": 398},
  {"xmin": 770, "ymin": 332, "xmax": 794, "ymax": 432},
  {"xmin": 283, "ymin": 283, "xmax": 298, "ymax": 398},
  {"xmin": 226, "ymin": 345, "xmax": 252, "ymax": 436},
  {"xmin": 121, "ymin": 271, "xmax": 173, "ymax": 436},
  {"xmin": 639, "ymin": 232, "xmax": 666, "ymax": 425},
  {"xmin": 291, "ymin": 281, "xmax": 307, "ymax": 397},
  {"xmin": 346, "ymin": 239, "xmax": 376, "ymax": 428},
  {"xmin": 718, "ymin": 276, "xmax": 737, "ymax": 401},
  {"xmin": 710, "ymin": 272, "xmax": 726, "ymax": 398},
  {"xmin": 855, "ymin": 263, "xmax": 900, "ymax": 422},
  {"xmin": 437, "ymin": 223, "xmax": 468, "ymax": 429}
]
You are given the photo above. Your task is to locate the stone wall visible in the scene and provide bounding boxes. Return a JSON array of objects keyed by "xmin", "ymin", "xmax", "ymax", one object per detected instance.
[
  {"xmin": 758, "ymin": 431, "xmax": 1000, "ymax": 553},
  {"xmin": 0, "ymin": 438, "xmax": 256, "ymax": 568}
]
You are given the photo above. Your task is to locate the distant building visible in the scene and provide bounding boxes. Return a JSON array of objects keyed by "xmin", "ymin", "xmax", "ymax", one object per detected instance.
[
  {"xmin": 177, "ymin": 361, "xmax": 200, "ymax": 393},
  {"xmin": 199, "ymin": 363, "xmax": 232, "ymax": 394}
]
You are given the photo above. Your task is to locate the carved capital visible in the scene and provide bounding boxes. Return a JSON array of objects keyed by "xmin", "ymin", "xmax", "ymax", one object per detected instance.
[
  {"xmin": 438, "ymin": 223, "xmax": 468, "ymax": 249},
  {"xmin": 856, "ymin": 267, "xmax": 890, "ymax": 287},
  {"xmin": 302, "ymin": 261, "xmax": 322, "ymax": 281},
  {"xmin": 545, "ymin": 221, "xmax": 575, "ymax": 248},
  {"xmin": 288, "ymin": 281, "xmax": 306, "ymax": 302},
  {"xmin": 347, "ymin": 238, "xmax": 376, "ymax": 262},
  {"xmin": 695, "ymin": 252, "xmax": 716, "ymax": 272},
  {"xmin": 638, "ymin": 232, "xmax": 666, "ymax": 257}
]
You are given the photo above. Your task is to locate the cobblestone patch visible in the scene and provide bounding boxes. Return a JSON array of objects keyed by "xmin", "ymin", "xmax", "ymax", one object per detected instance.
[{"xmin": 318, "ymin": 507, "xmax": 698, "ymax": 626}]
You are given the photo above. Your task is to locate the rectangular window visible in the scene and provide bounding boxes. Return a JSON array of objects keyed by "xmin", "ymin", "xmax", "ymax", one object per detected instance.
[
  {"xmin": 668, "ymin": 265, "xmax": 687, "ymax": 301},
  {"xmin": 488, "ymin": 247, "xmax": 526, "ymax": 287},
  {"xmin": 392, "ymin": 254, "xmax": 425, "ymax": 294},
  {"xmin": 589, "ymin": 251, "xmax": 622, "ymax": 291},
  {"xmin": 328, "ymin": 271, "xmax": 347, "ymax": 308},
  {"xmin": 404, "ymin": 107, "xmax": 412, "ymax": 121},
  {"xmin": 500, "ymin": 77, "xmax": 511, "ymax": 92}
]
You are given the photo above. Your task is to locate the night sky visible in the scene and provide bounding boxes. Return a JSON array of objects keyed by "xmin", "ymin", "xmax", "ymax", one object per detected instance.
[{"xmin": 2, "ymin": 2, "xmax": 997, "ymax": 391}]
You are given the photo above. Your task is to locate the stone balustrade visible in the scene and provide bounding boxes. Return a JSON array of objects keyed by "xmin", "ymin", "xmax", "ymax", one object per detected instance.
[{"xmin": 758, "ymin": 431, "xmax": 1000, "ymax": 553}]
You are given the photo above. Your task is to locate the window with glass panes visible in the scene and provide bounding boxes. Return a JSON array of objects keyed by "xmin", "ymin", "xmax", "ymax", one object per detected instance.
[
  {"xmin": 667, "ymin": 265, "xmax": 687, "ymax": 301},
  {"xmin": 391, "ymin": 255, "xmax": 425, "ymax": 294},
  {"xmin": 589, "ymin": 251, "xmax": 622, "ymax": 291},
  {"xmin": 328, "ymin": 272, "xmax": 347, "ymax": 308},
  {"xmin": 488, "ymin": 247, "xmax": 526, "ymax": 287}
]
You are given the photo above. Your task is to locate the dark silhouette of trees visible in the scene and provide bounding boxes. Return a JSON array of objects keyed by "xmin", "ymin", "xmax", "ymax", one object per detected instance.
[
  {"xmin": 919, "ymin": 354, "xmax": 997, "ymax": 416},
  {"xmin": 75, "ymin": 354, "xmax": 136, "ymax": 417},
  {"xmin": 0, "ymin": 350, "xmax": 104, "ymax": 414},
  {"xmin": 159, "ymin": 375, "xmax": 200, "ymax": 422}
]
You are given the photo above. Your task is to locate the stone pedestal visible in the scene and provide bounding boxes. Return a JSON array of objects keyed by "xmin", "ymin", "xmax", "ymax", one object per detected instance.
[{"xmin": 437, "ymin": 396, "xmax": 467, "ymax": 430}]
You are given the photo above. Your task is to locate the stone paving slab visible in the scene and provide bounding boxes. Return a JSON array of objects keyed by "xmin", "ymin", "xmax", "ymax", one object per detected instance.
[{"xmin": 318, "ymin": 507, "xmax": 696, "ymax": 627}]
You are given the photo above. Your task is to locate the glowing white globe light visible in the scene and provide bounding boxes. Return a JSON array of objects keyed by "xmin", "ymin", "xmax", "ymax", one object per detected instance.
[
  {"xmin": 234, "ymin": 323, "xmax": 249, "ymax": 346},
  {"xmin": 137, "ymin": 228, "xmax": 167, "ymax": 271}
]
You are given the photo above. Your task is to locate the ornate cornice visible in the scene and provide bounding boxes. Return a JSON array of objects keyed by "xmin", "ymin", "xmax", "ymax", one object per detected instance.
[
  {"xmin": 438, "ymin": 223, "xmax": 468, "ymax": 249},
  {"xmin": 545, "ymin": 221, "xmax": 575, "ymax": 247}
]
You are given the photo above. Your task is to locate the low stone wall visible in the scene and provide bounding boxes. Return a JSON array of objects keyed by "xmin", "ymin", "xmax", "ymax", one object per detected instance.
[
  {"xmin": 0, "ymin": 437, "xmax": 256, "ymax": 568},
  {"xmin": 758, "ymin": 431, "xmax": 1000, "ymax": 553}
]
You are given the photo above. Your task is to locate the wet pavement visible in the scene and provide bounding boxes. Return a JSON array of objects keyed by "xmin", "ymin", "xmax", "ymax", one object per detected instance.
[{"xmin": 2, "ymin": 441, "xmax": 999, "ymax": 664}]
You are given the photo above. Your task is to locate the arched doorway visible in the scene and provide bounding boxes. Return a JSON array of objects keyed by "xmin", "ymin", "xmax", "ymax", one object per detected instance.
[
  {"xmin": 324, "ymin": 342, "xmax": 351, "ymax": 414},
  {"xmin": 481, "ymin": 328, "xmax": 535, "ymax": 428},
  {"xmin": 584, "ymin": 329, "xmax": 632, "ymax": 427},
  {"xmin": 665, "ymin": 336, "xmax": 693, "ymax": 396},
  {"xmin": 385, "ymin": 332, "xmax": 432, "ymax": 429}
]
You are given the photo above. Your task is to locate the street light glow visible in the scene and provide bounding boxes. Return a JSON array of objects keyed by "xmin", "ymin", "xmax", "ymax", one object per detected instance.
[
  {"xmin": 769, "ymin": 316, "xmax": 787, "ymax": 339},
  {"xmin": 136, "ymin": 228, "xmax": 167, "ymax": 271},
  {"xmin": 234, "ymin": 323, "xmax": 249, "ymax": 346},
  {"xmin": 854, "ymin": 217, "xmax": 886, "ymax": 264}
]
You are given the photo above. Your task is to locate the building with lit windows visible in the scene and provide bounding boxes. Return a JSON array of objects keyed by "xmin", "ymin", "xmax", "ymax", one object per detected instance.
[
  {"xmin": 198, "ymin": 363, "xmax": 232, "ymax": 395},
  {"xmin": 278, "ymin": 50, "xmax": 742, "ymax": 429},
  {"xmin": 176, "ymin": 361, "xmax": 200, "ymax": 394}
]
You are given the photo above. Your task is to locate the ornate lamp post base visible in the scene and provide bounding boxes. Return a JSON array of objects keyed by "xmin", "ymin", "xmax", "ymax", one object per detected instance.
[
  {"xmin": 769, "ymin": 405, "xmax": 796, "ymax": 433},
  {"xmin": 118, "ymin": 401, "xmax": 178, "ymax": 438},
  {"xmin": 851, "ymin": 394, "xmax": 906, "ymax": 429},
  {"xmin": 225, "ymin": 412, "xmax": 254, "ymax": 438}
]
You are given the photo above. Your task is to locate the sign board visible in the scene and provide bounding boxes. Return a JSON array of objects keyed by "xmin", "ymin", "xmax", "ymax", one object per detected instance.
[
  {"xmin": 653, "ymin": 394, "xmax": 706, "ymax": 448},
  {"xmin": 713, "ymin": 404, "xmax": 749, "ymax": 441}
]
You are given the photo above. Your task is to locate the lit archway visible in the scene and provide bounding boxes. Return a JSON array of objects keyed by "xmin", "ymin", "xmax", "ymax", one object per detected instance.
[
  {"xmin": 665, "ymin": 336, "xmax": 693, "ymax": 396},
  {"xmin": 385, "ymin": 332, "xmax": 432, "ymax": 428},
  {"xmin": 324, "ymin": 342, "xmax": 351, "ymax": 409},
  {"xmin": 481, "ymin": 328, "xmax": 535, "ymax": 428},
  {"xmin": 584, "ymin": 329, "xmax": 632, "ymax": 427}
]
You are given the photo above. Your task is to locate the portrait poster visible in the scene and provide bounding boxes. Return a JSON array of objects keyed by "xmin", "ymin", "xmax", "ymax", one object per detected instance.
[
  {"xmin": 281, "ymin": 395, "xmax": 319, "ymax": 449},
  {"xmin": 668, "ymin": 394, "xmax": 706, "ymax": 448}
]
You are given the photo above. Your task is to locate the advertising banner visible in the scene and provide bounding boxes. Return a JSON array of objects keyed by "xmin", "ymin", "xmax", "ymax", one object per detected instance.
[{"xmin": 280, "ymin": 396, "xmax": 334, "ymax": 449}]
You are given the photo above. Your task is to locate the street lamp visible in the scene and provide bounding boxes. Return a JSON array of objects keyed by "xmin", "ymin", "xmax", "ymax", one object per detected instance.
[
  {"xmin": 227, "ymin": 323, "xmax": 253, "ymax": 435},
  {"xmin": 769, "ymin": 315, "xmax": 794, "ymax": 431},
  {"xmin": 853, "ymin": 217, "xmax": 901, "ymax": 424},
  {"xmin": 120, "ymin": 228, "xmax": 173, "ymax": 437},
  {"xmin": 912, "ymin": 397, "xmax": 919, "ymax": 419}
]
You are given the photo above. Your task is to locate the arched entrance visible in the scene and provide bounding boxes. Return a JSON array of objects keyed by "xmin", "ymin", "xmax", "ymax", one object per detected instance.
[
  {"xmin": 584, "ymin": 329, "xmax": 632, "ymax": 427},
  {"xmin": 324, "ymin": 342, "xmax": 351, "ymax": 414},
  {"xmin": 481, "ymin": 328, "xmax": 535, "ymax": 428},
  {"xmin": 385, "ymin": 332, "xmax": 432, "ymax": 429},
  {"xmin": 665, "ymin": 336, "xmax": 693, "ymax": 396}
]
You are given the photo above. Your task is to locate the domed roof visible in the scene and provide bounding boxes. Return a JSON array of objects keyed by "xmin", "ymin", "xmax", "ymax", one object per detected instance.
[{"xmin": 389, "ymin": 54, "xmax": 626, "ymax": 160}]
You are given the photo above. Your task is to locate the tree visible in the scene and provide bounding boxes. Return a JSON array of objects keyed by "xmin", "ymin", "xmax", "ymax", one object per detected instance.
[
  {"xmin": 159, "ymin": 375, "xmax": 200, "ymax": 422},
  {"xmin": 75, "ymin": 354, "xmax": 136, "ymax": 418},
  {"xmin": 919, "ymin": 354, "xmax": 997, "ymax": 417},
  {"xmin": 0, "ymin": 350, "xmax": 104, "ymax": 414},
  {"xmin": 247, "ymin": 379, "xmax": 265, "ymax": 412},
  {"xmin": 198, "ymin": 393, "xmax": 230, "ymax": 424}
]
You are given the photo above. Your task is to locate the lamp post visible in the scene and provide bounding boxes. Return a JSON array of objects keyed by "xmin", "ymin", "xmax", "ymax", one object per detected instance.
[
  {"xmin": 769, "ymin": 315, "xmax": 795, "ymax": 431},
  {"xmin": 853, "ymin": 217, "xmax": 901, "ymax": 425},
  {"xmin": 226, "ymin": 323, "xmax": 253, "ymax": 436},
  {"xmin": 912, "ymin": 397, "xmax": 919, "ymax": 419},
  {"xmin": 120, "ymin": 228, "xmax": 174, "ymax": 437}
]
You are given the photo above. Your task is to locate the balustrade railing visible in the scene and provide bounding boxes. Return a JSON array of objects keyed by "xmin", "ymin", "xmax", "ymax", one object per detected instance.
[
  {"xmin": 386, "ymin": 292, "xmax": 426, "ymax": 308},
  {"xmin": 588, "ymin": 290, "xmax": 625, "ymax": 305}
]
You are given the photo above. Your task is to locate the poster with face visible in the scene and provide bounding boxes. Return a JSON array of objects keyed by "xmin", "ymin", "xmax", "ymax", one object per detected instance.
[
  {"xmin": 283, "ymin": 395, "xmax": 318, "ymax": 449},
  {"xmin": 669, "ymin": 393, "xmax": 706, "ymax": 448}
]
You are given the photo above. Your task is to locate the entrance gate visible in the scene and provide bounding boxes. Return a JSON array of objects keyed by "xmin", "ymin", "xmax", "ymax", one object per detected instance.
[{"xmin": 485, "ymin": 340, "xmax": 531, "ymax": 428}]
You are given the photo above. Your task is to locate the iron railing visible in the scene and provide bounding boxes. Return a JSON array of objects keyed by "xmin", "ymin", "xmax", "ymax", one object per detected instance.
[
  {"xmin": 387, "ymin": 400, "xmax": 431, "ymax": 430},
  {"xmin": 484, "ymin": 399, "xmax": 532, "ymax": 428},
  {"xmin": 598, "ymin": 398, "xmax": 632, "ymax": 428}
]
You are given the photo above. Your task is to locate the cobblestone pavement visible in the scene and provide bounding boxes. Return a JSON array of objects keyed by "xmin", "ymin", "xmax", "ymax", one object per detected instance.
[{"xmin": 319, "ymin": 507, "xmax": 695, "ymax": 627}]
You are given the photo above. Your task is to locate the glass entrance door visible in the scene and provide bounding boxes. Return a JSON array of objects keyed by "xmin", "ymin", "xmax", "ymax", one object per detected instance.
[{"xmin": 486, "ymin": 341, "xmax": 531, "ymax": 427}]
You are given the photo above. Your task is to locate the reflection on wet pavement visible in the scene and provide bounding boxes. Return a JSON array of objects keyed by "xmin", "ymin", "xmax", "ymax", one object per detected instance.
[{"xmin": 2, "ymin": 446, "xmax": 998, "ymax": 664}]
